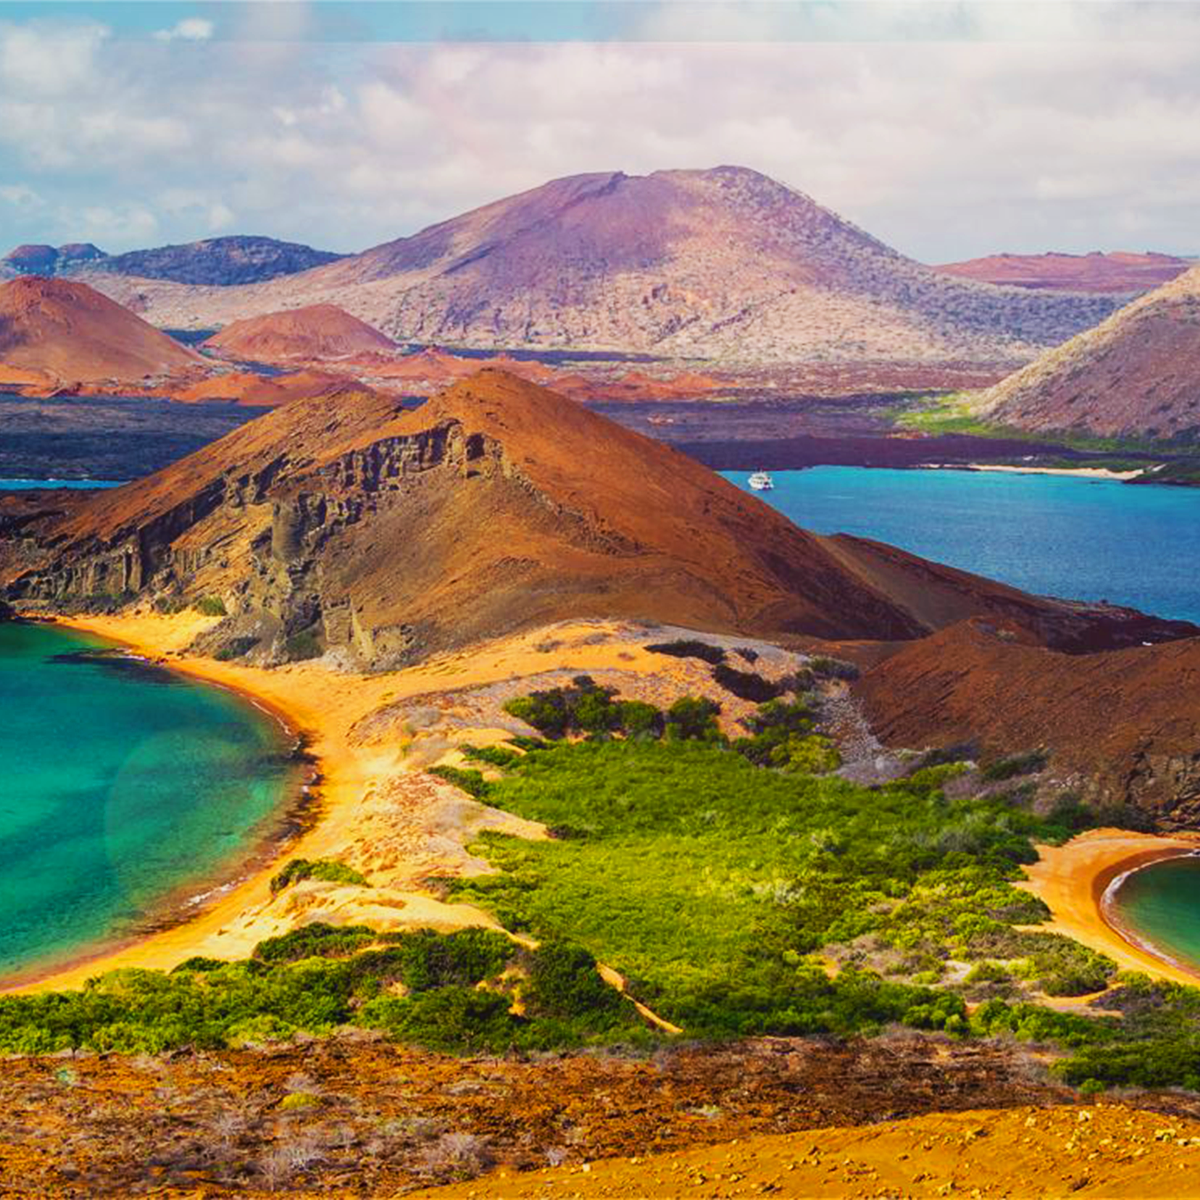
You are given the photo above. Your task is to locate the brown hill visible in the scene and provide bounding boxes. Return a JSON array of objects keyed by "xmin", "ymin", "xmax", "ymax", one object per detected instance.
[
  {"xmin": 76, "ymin": 167, "xmax": 1120, "ymax": 364},
  {"xmin": 856, "ymin": 616, "xmax": 1200, "ymax": 824},
  {"xmin": 0, "ymin": 276, "xmax": 201, "ymax": 383},
  {"xmin": 934, "ymin": 250, "xmax": 1192, "ymax": 293},
  {"xmin": 7, "ymin": 370, "xmax": 1184, "ymax": 668},
  {"xmin": 170, "ymin": 368, "xmax": 366, "ymax": 407},
  {"xmin": 978, "ymin": 266, "xmax": 1200, "ymax": 439},
  {"xmin": 204, "ymin": 303, "xmax": 395, "ymax": 362}
]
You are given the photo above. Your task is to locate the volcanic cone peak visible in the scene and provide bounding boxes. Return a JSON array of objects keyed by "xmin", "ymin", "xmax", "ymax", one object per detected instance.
[
  {"xmin": 4, "ymin": 369, "xmax": 1191, "ymax": 668},
  {"xmin": 0, "ymin": 276, "xmax": 202, "ymax": 383},
  {"xmin": 203, "ymin": 303, "xmax": 395, "ymax": 362}
]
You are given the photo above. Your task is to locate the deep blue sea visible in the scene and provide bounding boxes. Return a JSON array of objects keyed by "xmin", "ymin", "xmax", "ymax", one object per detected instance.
[
  {"xmin": 725, "ymin": 466, "xmax": 1200, "ymax": 625},
  {"xmin": 0, "ymin": 623, "xmax": 299, "ymax": 979}
]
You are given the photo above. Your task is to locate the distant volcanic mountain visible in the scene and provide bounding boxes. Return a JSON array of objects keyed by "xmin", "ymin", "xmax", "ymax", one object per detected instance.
[
  {"xmin": 934, "ymin": 250, "xmax": 1193, "ymax": 294},
  {"xmin": 2, "ymin": 243, "xmax": 106, "ymax": 277},
  {"xmin": 977, "ymin": 265, "xmax": 1200, "ymax": 439},
  {"xmin": 204, "ymin": 304, "xmax": 395, "ymax": 362},
  {"xmin": 0, "ymin": 276, "xmax": 202, "ymax": 384},
  {"xmin": 3, "ymin": 370, "xmax": 1187, "ymax": 667},
  {"xmin": 3, "ymin": 236, "xmax": 342, "ymax": 287},
  {"xmin": 75, "ymin": 167, "xmax": 1121, "ymax": 363}
]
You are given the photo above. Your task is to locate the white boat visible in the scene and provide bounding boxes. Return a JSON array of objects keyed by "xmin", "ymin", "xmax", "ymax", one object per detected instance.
[{"xmin": 748, "ymin": 470, "xmax": 774, "ymax": 492}]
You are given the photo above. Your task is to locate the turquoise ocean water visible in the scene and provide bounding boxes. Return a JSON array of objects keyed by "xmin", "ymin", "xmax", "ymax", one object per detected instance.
[
  {"xmin": 0, "ymin": 622, "xmax": 299, "ymax": 979},
  {"xmin": 1106, "ymin": 857, "xmax": 1200, "ymax": 973},
  {"xmin": 725, "ymin": 467, "xmax": 1200, "ymax": 624}
]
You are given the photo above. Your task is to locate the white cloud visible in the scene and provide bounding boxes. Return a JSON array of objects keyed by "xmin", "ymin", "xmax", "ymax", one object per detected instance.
[
  {"xmin": 0, "ymin": 183, "xmax": 42, "ymax": 210},
  {"xmin": 153, "ymin": 18, "xmax": 214, "ymax": 43},
  {"xmin": 2, "ymin": 11, "xmax": 1200, "ymax": 257}
]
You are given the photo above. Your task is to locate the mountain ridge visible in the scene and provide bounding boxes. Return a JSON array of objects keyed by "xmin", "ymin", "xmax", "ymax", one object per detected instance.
[{"xmin": 67, "ymin": 166, "xmax": 1123, "ymax": 363}]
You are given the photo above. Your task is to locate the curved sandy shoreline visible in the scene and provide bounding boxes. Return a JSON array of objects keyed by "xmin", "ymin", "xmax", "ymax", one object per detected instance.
[
  {"xmin": 5, "ymin": 610, "xmax": 710, "ymax": 994},
  {"xmin": 1018, "ymin": 828, "xmax": 1200, "ymax": 986}
]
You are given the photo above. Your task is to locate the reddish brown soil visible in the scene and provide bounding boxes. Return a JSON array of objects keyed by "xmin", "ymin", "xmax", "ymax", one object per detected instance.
[
  {"xmin": 935, "ymin": 250, "xmax": 1191, "ymax": 293},
  {"xmin": 0, "ymin": 1034, "xmax": 1090, "ymax": 1196},
  {"xmin": 0, "ymin": 276, "xmax": 201, "ymax": 383},
  {"xmin": 855, "ymin": 616, "xmax": 1200, "ymax": 823},
  {"xmin": 416, "ymin": 1104, "xmax": 1200, "ymax": 1199},
  {"xmin": 204, "ymin": 304, "xmax": 395, "ymax": 362}
]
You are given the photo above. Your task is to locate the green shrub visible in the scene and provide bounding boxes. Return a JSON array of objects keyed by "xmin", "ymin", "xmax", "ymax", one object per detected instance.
[
  {"xmin": 664, "ymin": 696, "xmax": 722, "ymax": 741},
  {"xmin": 711, "ymin": 663, "xmax": 783, "ymax": 703},
  {"xmin": 981, "ymin": 750, "xmax": 1048, "ymax": 782},
  {"xmin": 429, "ymin": 765, "xmax": 492, "ymax": 799},
  {"xmin": 284, "ymin": 628, "xmax": 323, "ymax": 661},
  {"xmin": 193, "ymin": 595, "xmax": 227, "ymax": 617},
  {"xmin": 646, "ymin": 639, "xmax": 726, "ymax": 664},
  {"xmin": 270, "ymin": 858, "xmax": 369, "ymax": 894}
]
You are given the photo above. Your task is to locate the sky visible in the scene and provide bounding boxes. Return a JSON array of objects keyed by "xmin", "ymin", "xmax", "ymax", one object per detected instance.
[{"xmin": 0, "ymin": 1, "xmax": 1198, "ymax": 261}]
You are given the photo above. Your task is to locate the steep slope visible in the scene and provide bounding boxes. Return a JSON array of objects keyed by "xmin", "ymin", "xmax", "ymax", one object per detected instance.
[
  {"xmin": 978, "ymin": 266, "xmax": 1200, "ymax": 439},
  {"xmin": 4, "ymin": 371, "xmax": 1187, "ymax": 668},
  {"xmin": 856, "ymin": 617, "xmax": 1200, "ymax": 824},
  {"xmin": 935, "ymin": 250, "xmax": 1192, "ymax": 293},
  {"xmin": 0, "ymin": 276, "xmax": 202, "ymax": 383},
  {"xmin": 203, "ymin": 304, "xmax": 395, "ymax": 362},
  {"xmin": 77, "ymin": 167, "xmax": 1119, "ymax": 363}
]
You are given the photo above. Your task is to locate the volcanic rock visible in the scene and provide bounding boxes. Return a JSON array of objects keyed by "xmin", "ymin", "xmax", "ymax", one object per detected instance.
[{"xmin": 4, "ymin": 370, "xmax": 1187, "ymax": 669}]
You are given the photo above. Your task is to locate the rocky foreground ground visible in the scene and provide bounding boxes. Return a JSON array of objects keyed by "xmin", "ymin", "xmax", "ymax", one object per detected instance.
[{"xmin": 3, "ymin": 1033, "xmax": 1199, "ymax": 1197}]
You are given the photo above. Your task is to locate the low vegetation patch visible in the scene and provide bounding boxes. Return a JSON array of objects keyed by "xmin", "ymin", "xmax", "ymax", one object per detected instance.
[
  {"xmin": 270, "ymin": 859, "xmax": 369, "ymax": 894},
  {"xmin": 0, "ymin": 927, "xmax": 646, "ymax": 1055}
]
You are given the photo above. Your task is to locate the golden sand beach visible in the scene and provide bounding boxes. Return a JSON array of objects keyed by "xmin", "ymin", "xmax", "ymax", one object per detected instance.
[
  {"xmin": 10, "ymin": 611, "xmax": 746, "ymax": 995},
  {"xmin": 1018, "ymin": 827, "xmax": 1200, "ymax": 985}
]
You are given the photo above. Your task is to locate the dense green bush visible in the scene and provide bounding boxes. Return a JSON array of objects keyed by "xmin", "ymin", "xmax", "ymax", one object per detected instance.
[
  {"xmin": 646, "ymin": 639, "xmax": 727, "ymax": 665},
  {"xmin": 0, "ymin": 924, "xmax": 639, "ymax": 1056},
  {"xmin": 711, "ymin": 663, "xmax": 784, "ymax": 703},
  {"xmin": 193, "ymin": 595, "xmax": 227, "ymax": 617},
  {"xmin": 664, "ymin": 696, "xmax": 722, "ymax": 741}
]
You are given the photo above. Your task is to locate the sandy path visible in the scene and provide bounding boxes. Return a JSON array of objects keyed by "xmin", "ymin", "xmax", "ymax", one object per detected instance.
[{"xmin": 1018, "ymin": 827, "xmax": 1200, "ymax": 985}]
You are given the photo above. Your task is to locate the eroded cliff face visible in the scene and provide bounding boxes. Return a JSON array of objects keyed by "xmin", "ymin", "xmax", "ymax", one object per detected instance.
[{"xmin": 5, "ymin": 420, "xmax": 522, "ymax": 667}]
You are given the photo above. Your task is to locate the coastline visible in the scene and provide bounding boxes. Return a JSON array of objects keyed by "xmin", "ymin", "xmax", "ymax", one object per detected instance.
[
  {"xmin": 1018, "ymin": 828, "xmax": 1200, "ymax": 986},
  {"xmin": 921, "ymin": 462, "xmax": 1147, "ymax": 481},
  {"xmin": 5, "ymin": 610, "xmax": 694, "ymax": 994}
]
